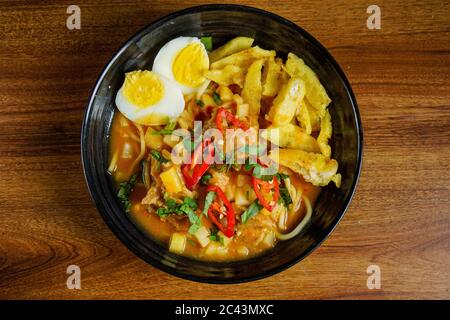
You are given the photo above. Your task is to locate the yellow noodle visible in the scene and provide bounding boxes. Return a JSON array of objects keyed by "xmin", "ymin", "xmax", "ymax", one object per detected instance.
[
  {"xmin": 276, "ymin": 195, "xmax": 312, "ymax": 240},
  {"xmin": 129, "ymin": 123, "xmax": 146, "ymax": 175},
  {"xmin": 121, "ymin": 129, "xmax": 141, "ymax": 142},
  {"xmin": 107, "ymin": 151, "xmax": 119, "ymax": 174}
]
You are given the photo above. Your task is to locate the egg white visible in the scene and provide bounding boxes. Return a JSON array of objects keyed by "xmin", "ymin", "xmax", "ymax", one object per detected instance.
[
  {"xmin": 152, "ymin": 37, "xmax": 209, "ymax": 94},
  {"xmin": 115, "ymin": 73, "xmax": 184, "ymax": 125}
]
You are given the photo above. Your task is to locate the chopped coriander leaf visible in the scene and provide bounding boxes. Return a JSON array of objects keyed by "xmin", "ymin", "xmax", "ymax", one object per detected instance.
[
  {"xmin": 279, "ymin": 187, "xmax": 293, "ymax": 207},
  {"xmin": 195, "ymin": 99, "xmax": 205, "ymax": 108},
  {"xmin": 117, "ymin": 174, "xmax": 138, "ymax": 212},
  {"xmin": 200, "ymin": 36, "xmax": 213, "ymax": 51},
  {"xmin": 200, "ymin": 173, "xmax": 212, "ymax": 185},
  {"xmin": 213, "ymin": 91, "xmax": 221, "ymax": 105},
  {"xmin": 183, "ymin": 197, "xmax": 198, "ymax": 210},
  {"xmin": 187, "ymin": 212, "xmax": 201, "ymax": 234},
  {"xmin": 166, "ymin": 198, "xmax": 178, "ymax": 210},
  {"xmin": 156, "ymin": 207, "xmax": 168, "ymax": 217},
  {"xmin": 156, "ymin": 197, "xmax": 201, "ymax": 234},
  {"xmin": 150, "ymin": 150, "xmax": 169, "ymax": 163},
  {"xmin": 241, "ymin": 200, "xmax": 263, "ymax": 224},
  {"xmin": 202, "ymin": 191, "xmax": 216, "ymax": 215}
]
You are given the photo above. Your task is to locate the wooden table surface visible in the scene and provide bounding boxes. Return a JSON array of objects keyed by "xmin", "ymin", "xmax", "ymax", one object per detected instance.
[{"xmin": 0, "ymin": 0, "xmax": 449, "ymax": 300}]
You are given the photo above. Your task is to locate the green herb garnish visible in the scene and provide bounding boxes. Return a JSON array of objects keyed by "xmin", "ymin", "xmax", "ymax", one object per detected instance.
[
  {"xmin": 241, "ymin": 200, "xmax": 263, "ymax": 224},
  {"xmin": 152, "ymin": 121, "xmax": 177, "ymax": 135},
  {"xmin": 156, "ymin": 197, "xmax": 201, "ymax": 234},
  {"xmin": 279, "ymin": 187, "xmax": 293, "ymax": 207},
  {"xmin": 213, "ymin": 91, "xmax": 221, "ymax": 105},
  {"xmin": 117, "ymin": 174, "xmax": 138, "ymax": 212},
  {"xmin": 200, "ymin": 173, "xmax": 212, "ymax": 185},
  {"xmin": 150, "ymin": 150, "xmax": 169, "ymax": 163},
  {"xmin": 195, "ymin": 99, "xmax": 205, "ymax": 108},
  {"xmin": 200, "ymin": 36, "xmax": 213, "ymax": 51},
  {"xmin": 209, "ymin": 227, "xmax": 219, "ymax": 241},
  {"xmin": 245, "ymin": 161, "xmax": 289, "ymax": 182}
]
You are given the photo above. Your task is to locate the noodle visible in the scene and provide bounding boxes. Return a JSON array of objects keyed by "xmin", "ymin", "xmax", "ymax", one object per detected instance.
[
  {"xmin": 122, "ymin": 130, "xmax": 141, "ymax": 143},
  {"xmin": 276, "ymin": 195, "xmax": 312, "ymax": 240},
  {"xmin": 128, "ymin": 123, "xmax": 146, "ymax": 175},
  {"xmin": 107, "ymin": 151, "xmax": 119, "ymax": 173}
]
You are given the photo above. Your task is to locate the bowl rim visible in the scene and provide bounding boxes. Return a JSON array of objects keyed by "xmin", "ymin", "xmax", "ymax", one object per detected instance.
[{"xmin": 81, "ymin": 3, "xmax": 363, "ymax": 284}]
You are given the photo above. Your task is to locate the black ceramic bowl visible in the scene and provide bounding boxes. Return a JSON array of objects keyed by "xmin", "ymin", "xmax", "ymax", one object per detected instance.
[{"xmin": 81, "ymin": 4, "xmax": 362, "ymax": 283}]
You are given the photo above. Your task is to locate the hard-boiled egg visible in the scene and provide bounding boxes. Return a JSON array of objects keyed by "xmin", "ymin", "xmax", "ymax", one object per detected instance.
[
  {"xmin": 152, "ymin": 37, "xmax": 209, "ymax": 94},
  {"xmin": 115, "ymin": 70, "xmax": 184, "ymax": 125}
]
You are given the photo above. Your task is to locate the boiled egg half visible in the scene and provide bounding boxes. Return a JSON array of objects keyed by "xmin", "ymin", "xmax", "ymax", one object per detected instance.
[
  {"xmin": 152, "ymin": 37, "xmax": 209, "ymax": 94},
  {"xmin": 115, "ymin": 70, "xmax": 184, "ymax": 125}
]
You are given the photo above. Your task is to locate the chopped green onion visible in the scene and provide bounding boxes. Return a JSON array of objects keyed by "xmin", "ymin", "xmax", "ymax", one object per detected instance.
[
  {"xmin": 213, "ymin": 91, "xmax": 221, "ymax": 105},
  {"xmin": 150, "ymin": 150, "xmax": 169, "ymax": 163},
  {"xmin": 209, "ymin": 227, "xmax": 220, "ymax": 241},
  {"xmin": 152, "ymin": 120, "xmax": 177, "ymax": 135},
  {"xmin": 195, "ymin": 99, "xmax": 205, "ymax": 108}
]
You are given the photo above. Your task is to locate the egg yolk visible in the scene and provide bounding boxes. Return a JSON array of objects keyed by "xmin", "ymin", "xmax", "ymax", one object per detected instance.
[
  {"xmin": 123, "ymin": 70, "xmax": 164, "ymax": 108},
  {"xmin": 172, "ymin": 42, "xmax": 208, "ymax": 88}
]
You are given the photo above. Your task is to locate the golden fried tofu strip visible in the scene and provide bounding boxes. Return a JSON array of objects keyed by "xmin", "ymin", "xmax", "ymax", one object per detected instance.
[
  {"xmin": 206, "ymin": 65, "xmax": 246, "ymax": 88},
  {"xmin": 285, "ymin": 53, "xmax": 331, "ymax": 117},
  {"xmin": 297, "ymin": 100, "xmax": 312, "ymax": 135},
  {"xmin": 261, "ymin": 123, "xmax": 320, "ymax": 153},
  {"xmin": 317, "ymin": 109, "xmax": 332, "ymax": 158},
  {"xmin": 242, "ymin": 59, "xmax": 264, "ymax": 116},
  {"xmin": 262, "ymin": 58, "xmax": 282, "ymax": 97},
  {"xmin": 269, "ymin": 148, "xmax": 341, "ymax": 187},
  {"xmin": 210, "ymin": 46, "xmax": 275, "ymax": 70},
  {"xmin": 209, "ymin": 37, "xmax": 255, "ymax": 63},
  {"xmin": 267, "ymin": 77, "xmax": 305, "ymax": 125}
]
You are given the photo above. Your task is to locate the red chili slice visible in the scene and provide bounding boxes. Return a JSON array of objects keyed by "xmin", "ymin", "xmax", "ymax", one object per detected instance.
[
  {"xmin": 182, "ymin": 139, "xmax": 215, "ymax": 190},
  {"xmin": 215, "ymin": 107, "xmax": 248, "ymax": 134},
  {"xmin": 206, "ymin": 185, "xmax": 235, "ymax": 237},
  {"xmin": 252, "ymin": 175, "xmax": 280, "ymax": 212}
]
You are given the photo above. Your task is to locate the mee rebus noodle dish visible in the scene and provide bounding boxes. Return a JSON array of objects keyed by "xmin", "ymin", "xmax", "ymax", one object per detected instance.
[{"xmin": 108, "ymin": 36, "xmax": 341, "ymax": 261}]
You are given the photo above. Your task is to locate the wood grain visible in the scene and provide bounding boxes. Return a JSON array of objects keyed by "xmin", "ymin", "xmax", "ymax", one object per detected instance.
[{"xmin": 0, "ymin": 0, "xmax": 449, "ymax": 299}]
